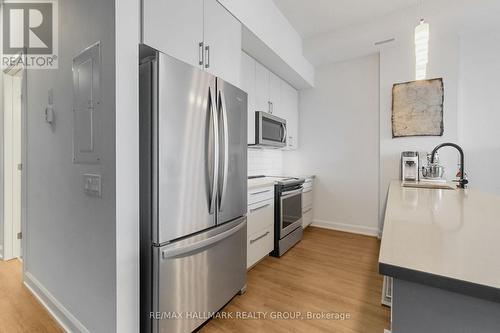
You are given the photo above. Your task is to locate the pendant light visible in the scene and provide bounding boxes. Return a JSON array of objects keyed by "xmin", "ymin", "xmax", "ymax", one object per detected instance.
[{"xmin": 415, "ymin": 19, "xmax": 429, "ymax": 80}]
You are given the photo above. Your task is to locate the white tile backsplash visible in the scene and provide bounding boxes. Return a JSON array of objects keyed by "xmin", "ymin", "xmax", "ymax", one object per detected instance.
[{"xmin": 248, "ymin": 149, "xmax": 283, "ymax": 176}]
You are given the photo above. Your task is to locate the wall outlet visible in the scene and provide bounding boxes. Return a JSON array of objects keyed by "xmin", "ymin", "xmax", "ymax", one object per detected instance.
[{"xmin": 83, "ymin": 174, "xmax": 101, "ymax": 197}]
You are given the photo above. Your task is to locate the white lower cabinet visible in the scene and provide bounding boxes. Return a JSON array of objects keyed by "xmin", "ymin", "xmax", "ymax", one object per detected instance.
[
  {"xmin": 247, "ymin": 226, "xmax": 273, "ymax": 269},
  {"xmin": 247, "ymin": 195, "xmax": 274, "ymax": 268},
  {"xmin": 302, "ymin": 178, "xmax": 314, "ymax": 228},
  {"xmin": 302, "ymin": 207, "xmax": 313, "ymax": 228}
]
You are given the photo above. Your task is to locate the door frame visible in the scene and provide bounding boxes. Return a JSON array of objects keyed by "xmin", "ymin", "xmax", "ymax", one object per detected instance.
[{"xmin": 1, "ymin": 52, "xmax": 27, "ymax": 272}]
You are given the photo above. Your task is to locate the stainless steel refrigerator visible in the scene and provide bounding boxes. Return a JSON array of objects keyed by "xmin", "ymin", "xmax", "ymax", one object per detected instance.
[{"xmin": 139, "ymin": 50, "xmax": 248, "ymax": 333}]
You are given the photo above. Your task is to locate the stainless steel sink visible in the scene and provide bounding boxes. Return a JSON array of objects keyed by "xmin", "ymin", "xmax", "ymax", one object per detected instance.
[{"xmin": 401, "ymin": 182, "xmax": 456, "ymax": 190}]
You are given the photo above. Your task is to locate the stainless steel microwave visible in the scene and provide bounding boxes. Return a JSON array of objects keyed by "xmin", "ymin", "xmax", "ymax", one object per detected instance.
[{"xmin": 252, "ymin": 111, "xmax": 287, "ymax": 148}]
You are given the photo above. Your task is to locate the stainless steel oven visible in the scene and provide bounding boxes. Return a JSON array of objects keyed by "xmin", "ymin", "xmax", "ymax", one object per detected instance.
[
  {"xmin": 280, "ymin": 187, "xmax": 303, "ymax": 238},
  {"xmin": 271, "ymin": 178, "xmax": 305, "ymax": 257},
  {"xmin": 253, "ymin": 111, "xmax": 287, "ymax": 148}
]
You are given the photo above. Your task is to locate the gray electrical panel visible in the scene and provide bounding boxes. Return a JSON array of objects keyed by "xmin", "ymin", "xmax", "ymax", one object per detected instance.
[{"xmin": 72, "ymin": 42, "xmax": 101, "ymax": 164}]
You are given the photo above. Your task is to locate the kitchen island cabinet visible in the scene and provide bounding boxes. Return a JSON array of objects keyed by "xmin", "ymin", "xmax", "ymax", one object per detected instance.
[{"xmin": 379, "ymin": 181, "xmax": 500, "ymax": 332}]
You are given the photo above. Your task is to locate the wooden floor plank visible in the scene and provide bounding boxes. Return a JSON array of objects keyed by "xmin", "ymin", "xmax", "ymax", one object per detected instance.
[
  {"xmin": 0, "ymin": 259, "xmax": 63, "ymax": 333},
  {"xmin": 200, "ymin": 227, "xmax": 390, "ymax": 333}
]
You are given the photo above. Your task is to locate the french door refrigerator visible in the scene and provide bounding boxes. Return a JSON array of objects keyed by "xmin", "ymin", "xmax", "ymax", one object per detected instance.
[{"xmin": 139, "ymin": 50, "xmax": 248, "ymax": 333}]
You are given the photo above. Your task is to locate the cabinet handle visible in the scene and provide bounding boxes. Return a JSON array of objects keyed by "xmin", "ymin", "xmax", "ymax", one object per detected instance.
[
  {"xmin": 198, "ymin": 42, "xmax": 204, "ymax": 66},
  {"xmin": 303, "ymin": 207, "xmax": 313, "ymax": 214},
  {"xmin": 250, "ymin": 231, "xmax": 270, "ymax": 244},
  {"xmin": 204, "ymin": 45, "xmax": 210, "ymax": 68},
  {"xmin": 250, "ymin": 189, "xmax": 271, "ymax": 196},
  {"xmin": 268, "ymin": 101, "xmax": 272, "ymax": 114},
  {"xmin": 250, "ymin": 203, "xmax": 270, "ymax": 213}
]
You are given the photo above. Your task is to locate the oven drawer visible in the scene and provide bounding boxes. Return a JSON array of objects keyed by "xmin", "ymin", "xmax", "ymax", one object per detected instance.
[
  {"xmin": 302, "ymin": 189, "xmax": 313, "ymax": 210},
  {"xmin": 247, "ymin": 226, "xmax": 273, "ymax": 268},
  {"xmin": 248, "ymin": 186, "xmax": 274, "ymax": 205},
  {"xmin": 247, "ymin": 198, "xmax": 274, "ymax": 237},
  {"xmin": 302, "ymin": 207, "xmax": 313, "ymax": 228}
]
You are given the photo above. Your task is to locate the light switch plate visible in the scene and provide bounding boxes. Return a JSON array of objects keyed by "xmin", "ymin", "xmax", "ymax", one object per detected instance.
[{"xmin": 83, "ymin": 174, "xmax": 101, "ymax": 197}]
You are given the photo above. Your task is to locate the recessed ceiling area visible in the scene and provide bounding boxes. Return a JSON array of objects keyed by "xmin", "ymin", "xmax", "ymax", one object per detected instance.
[{"xmin": 273, "ymin": 0, "xmax": 420, "ymax": 39}]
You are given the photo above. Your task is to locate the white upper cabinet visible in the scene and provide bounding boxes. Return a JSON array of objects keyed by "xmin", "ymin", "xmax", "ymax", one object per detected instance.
[
  {"xmin": 268, "ymin": 72, "xmax": 282, "ymax": 117},
  {"xmin": 142, "ymin": 0, "xmax": 241, "ymax": 85},
  {"xmin": 281, "ymin": 82, "xmax": 299, "ymax": 149},
  {"xmin": 142, "ymin": 0, "xmax": 204, "ymax": 69},
  {"xmin": 254, "ymin": 61, "xmax": 270, "ymax": 114},
  {"xmin": 241, "ymin": 53, "xmax": 299, "ymax": 149},
  {"xmin": 203, "ymin": 0, "xmax": 242, "ymax": 86},
  {"xmin": 241, "ymin": 52, "xmax": 256, "ymax": 144}
]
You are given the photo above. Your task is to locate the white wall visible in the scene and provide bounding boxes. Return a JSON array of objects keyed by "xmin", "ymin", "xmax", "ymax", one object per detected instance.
[
  {"xmin": 379, "ymin": 31, "xmax": 460, "ymax": 225},
  {"xmin": 25, "ymin": 0, "xmax": 117, "ymax": 331},
  {"xmin": 458, "ymin": 29, "xmax": 500, "ymax": 195},
  {"xmin": 284, "ymin": 54, "xmax": 380, "ymax": 236}
]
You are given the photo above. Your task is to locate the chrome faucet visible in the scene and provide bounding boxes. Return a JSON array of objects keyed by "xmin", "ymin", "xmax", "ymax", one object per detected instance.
[{"xmin": 430, "ymin": 143, "xmax": 468, "ymax": 189}]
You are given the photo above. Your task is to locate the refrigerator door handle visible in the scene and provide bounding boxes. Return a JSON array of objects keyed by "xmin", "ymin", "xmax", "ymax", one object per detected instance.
[
  {"xmin": 209, "ymin": 85, "xmax": 219, "ymax": 214},
  {"xmin": 218, "ymin": 89, "xmax": 229, "ymax": 211},
  {"xmin": 161, "ymin": 220, "xmax": 246, "ymax": 259}
]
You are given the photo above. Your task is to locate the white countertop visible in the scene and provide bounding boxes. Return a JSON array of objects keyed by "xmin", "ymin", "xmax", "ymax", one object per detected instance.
[
  {"xmin": 379, "ymin": 180, "xmax": 500, "ymax": 291},
  {"xmin": 247, "ymin": 175, "xmax": 316, "ymax": 190},
  {"xmin": 247, "ymin": 177, "xmax": 282, "ymax": 189}
]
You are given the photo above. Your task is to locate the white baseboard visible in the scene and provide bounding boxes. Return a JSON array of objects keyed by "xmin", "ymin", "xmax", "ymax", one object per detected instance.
[
  {"xmin": 24, "ymin": 271, "xmax": 90, "ymax": 333},
  {"xmin": 311, "ymin": 219, "xmax": 380, "ymax": 237}
]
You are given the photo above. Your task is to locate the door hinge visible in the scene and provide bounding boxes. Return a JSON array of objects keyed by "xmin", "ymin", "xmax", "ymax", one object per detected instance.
[
  {"xmin": 17, "ymin": 232, "xmax": 22, "ymax": 240},
  {"xmin": 17, "ymin": 163, "xmax": 23, "ymax": 171}
]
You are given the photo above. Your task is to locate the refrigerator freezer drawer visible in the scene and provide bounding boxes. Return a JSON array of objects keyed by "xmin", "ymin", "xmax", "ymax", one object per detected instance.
[{"xmin": 153, "ymin": 218, "xmax": 247, "ymax": 333}]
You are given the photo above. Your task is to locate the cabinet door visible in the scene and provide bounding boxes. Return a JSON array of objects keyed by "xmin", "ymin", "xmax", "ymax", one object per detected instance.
[
  {"xmin": 241, "ymin": 52, "xmax": 256, "ymax": 144},
  {"xmin": 203, "ymin": 0, "xmax": 242, "ymax": 86},
  {"xmin": 269, "ymin": 72, "xmax": 282, "ymax": 117},
  {"xmin": 281, "ymin": 82, "xmax": 299, "ymax": 149},
  {"xmin": 255, "ymin": 61, "xmax": 270, "ymax": 114},
  {"xmin": 143, "ymin": 0, "xmax": 204, "ymax": 68}
]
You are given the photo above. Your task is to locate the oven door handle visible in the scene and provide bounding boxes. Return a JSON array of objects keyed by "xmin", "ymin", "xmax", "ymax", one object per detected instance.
[{"xmin": 281, "ymin": 188, "xmax": 302, "ymax": 199}]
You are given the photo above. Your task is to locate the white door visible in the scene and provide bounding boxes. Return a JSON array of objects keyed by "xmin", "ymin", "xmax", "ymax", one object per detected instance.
[
  {"xmin": 240, "ymin": 52, "xmax": 256, "ymax": 144},
  {"xmin": 3, "ymin": 73, "xmax": 22, "ymax": 260},
  {"xmin": 254, "ymin": 61, "xmax": 270, "ymax": 114},
  {"xmin": 268, "ymin": 72, "xmax": 282, "ymax": 117},
  {"xmin": 203, "ymin": 0, "xmax": 242, "ymax": 86},
  {"xmin": 142, "ymin": 0, "xmax": 204, "ymax": 68}
]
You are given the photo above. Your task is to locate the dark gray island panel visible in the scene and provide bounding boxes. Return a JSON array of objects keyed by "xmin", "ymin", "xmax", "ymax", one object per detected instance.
[{"xmin": 392, "ymin": 279, "xmax": 500, "ymax": 333}]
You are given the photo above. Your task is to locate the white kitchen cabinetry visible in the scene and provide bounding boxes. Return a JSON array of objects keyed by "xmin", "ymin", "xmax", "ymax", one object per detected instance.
[
  {"xmin": 281, "ymin": 81, "xmax": 299, "ymax": 149},
  {"xmin": 268, "ymin": 72, "xmax": 282, "ymax": 117},
  {"xmin": 302, "ymin": 178, "xmax": 314, "ymax": 228},
  {"xmin": 142, "ymin": 0, "xmax": 241, "ymax": 86},
  {"xmin": 203, "ymin": 0, "xmax": 241, "ymax": 85},
  {"xmin": 241, "ymin": 54, "xmax": 299, "ymax": 148},
  {"xmin": 241, "ymin": 52, "xmax": 256, "ymax": 144},
  {"xmin": 254, "ymin": 61, "xmax": 270, "ymax": 114},
  {"xmin": 247, "ymin": 186, "xmax": 275, "ymax": 268},
  {"xmin": 143, "ymin": 0, "xmax": 204, "ymax": 69}
]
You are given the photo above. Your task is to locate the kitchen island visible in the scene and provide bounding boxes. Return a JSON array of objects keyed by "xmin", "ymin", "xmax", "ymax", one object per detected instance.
[{"xmin": 379, "ymin": 180, "xmax": 500, "ymax": 333}]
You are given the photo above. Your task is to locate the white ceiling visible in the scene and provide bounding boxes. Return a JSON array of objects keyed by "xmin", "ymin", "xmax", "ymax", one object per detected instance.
[{"xmin": 273, "ymin": 0, "xmax": 420, "ymax": 39}]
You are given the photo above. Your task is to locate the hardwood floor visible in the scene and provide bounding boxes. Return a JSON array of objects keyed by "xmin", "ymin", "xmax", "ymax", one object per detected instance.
[
  {"xmin": 0, "ymin": 259, "xmax": 62, "ymax": 333},
  {"xmin": 0, "ymin": 228, "xmax": 389, "ymax": 333},
  {"xmin": 200, "ymin": 227, "xmax": 390, "ymax": 333}
]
